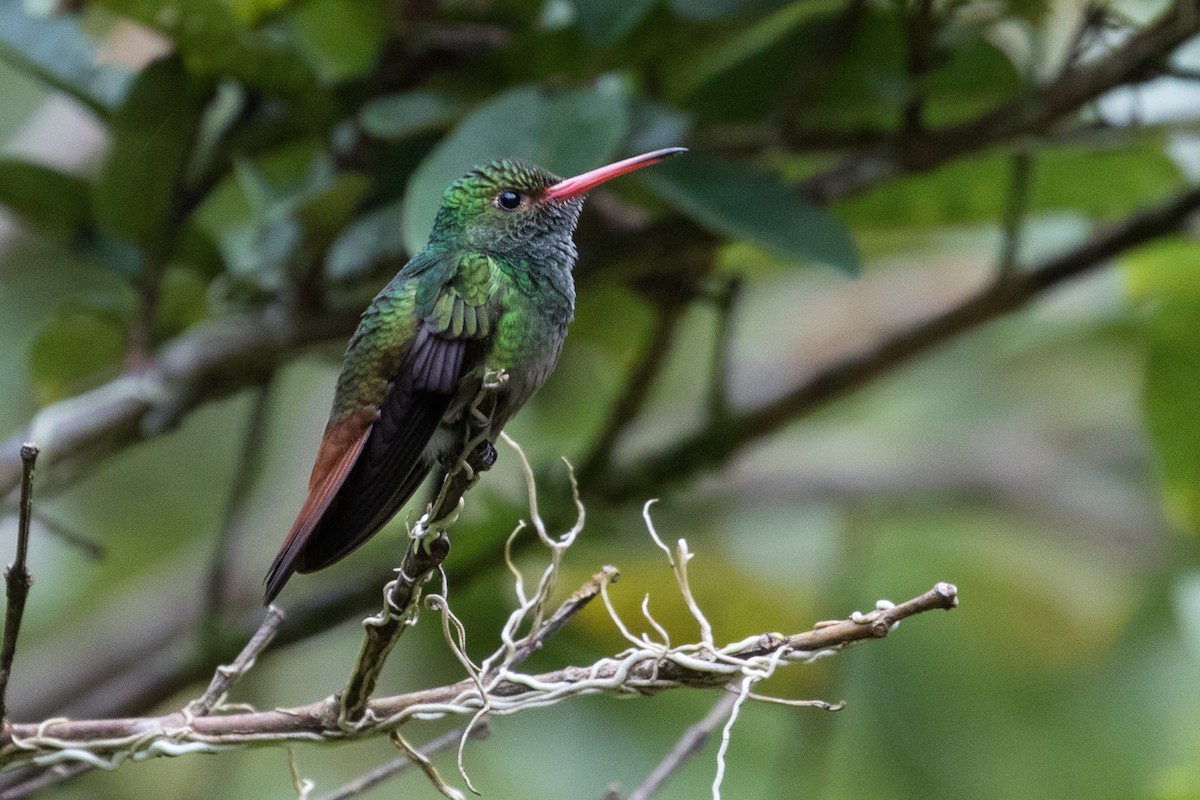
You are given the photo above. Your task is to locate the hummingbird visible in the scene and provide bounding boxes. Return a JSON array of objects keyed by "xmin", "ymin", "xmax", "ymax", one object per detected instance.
[{"xmin": 264, "ymin": 146, "xmax": 686, "ymax": 603}]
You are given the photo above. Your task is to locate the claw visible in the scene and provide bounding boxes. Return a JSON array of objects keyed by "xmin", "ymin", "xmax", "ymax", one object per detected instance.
[{"xmin": 474, "ymin": 440, "xmax": 497, "ymax": 471}]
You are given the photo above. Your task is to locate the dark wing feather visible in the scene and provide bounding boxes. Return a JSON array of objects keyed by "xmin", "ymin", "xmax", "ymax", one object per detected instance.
[
  {"xmin": 290, "ymin": 331, "xmax": 466, "ymax": 575},
  {"xmin": 264, "ymin": 251, "xmax": 496, "ymax": 603}
]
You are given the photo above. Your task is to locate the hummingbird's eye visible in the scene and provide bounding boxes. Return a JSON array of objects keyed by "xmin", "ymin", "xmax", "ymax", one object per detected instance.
[{"xmin": 496, "ymin": 189, "xmax": 523, "ymax": 211}]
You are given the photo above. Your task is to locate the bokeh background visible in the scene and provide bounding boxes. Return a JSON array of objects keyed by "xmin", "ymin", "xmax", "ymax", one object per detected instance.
[{"xmin": 1, "ymin": 0, "xmax": 1199, "ymax": 797}]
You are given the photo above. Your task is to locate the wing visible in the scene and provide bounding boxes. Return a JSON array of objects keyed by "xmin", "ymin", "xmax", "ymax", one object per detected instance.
[{"xmin": 264, "ymin": 252, "xmax": 498, "ymax": 603}]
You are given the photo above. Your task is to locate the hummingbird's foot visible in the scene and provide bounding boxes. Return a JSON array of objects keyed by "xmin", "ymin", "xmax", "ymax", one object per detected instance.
[
  {"xmin": 412, "ymin": 499, "xmax": 465, "ymax": 548},
  {"xmin": 482, "ymin": 368, "xmax": 509, "ymax": 391},
  {"xmin": 473, "ymin": 440, "xmax": 497, "ymax": 471}
]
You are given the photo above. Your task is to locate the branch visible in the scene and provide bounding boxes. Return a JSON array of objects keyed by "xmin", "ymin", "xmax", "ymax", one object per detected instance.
[
  {"xmin": 339, "ymin": 375, "xmax": 506, "ymax": 723},
  {"xmin": 205, "ymin": 378, "xmax": 275, "ymax": 623},
  {"xmin": 578, "ymin": 298, "xmax": 688, "ymax": 484},
  {"xmin": 313, "ymin": 723, "xmax": 490, "ymax": 800},
  {"xmin": 590, "ymin": 181, "xmax": 1200, "ymax": 501},
  {"xmin": 617, "ymin": 692, "xmax": 740, "ymax": 800},
  {"xmin": 0, "ymin": 583, "xmax": 956, "ymax": 769},
  {"xmin": 0, "ymin": 303, "xmax": 361, "ymax": 499},
  {"xmin": 799, "ymin": 0, "xmax": 1200, "ymax": 204},
  {"xmin": 186, "ymin": 606, "xmax": 285, "ymax": 718},
  {"xmin": 0, "ymin": 445, "xmax": 38, "ymax": 723}
]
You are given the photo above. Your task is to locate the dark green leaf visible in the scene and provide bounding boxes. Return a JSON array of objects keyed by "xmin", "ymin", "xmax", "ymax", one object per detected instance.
[
  {"xmin": 294, "ymin": 171, "xmax": 371, "ymax": 250},
  {"xmin": 359, "ymin": 91, "xmax": 463, "ymax": 141},
  {"xmin": 640, "ymin": 154, "xmax": 859, "ymax": 273},
  {"xmin": 667, "ymin": 0, "xmax": 762, "ymax": 20},
  {"xmin": 93, "ymin": 56, "xmax": 211, "ymax": 249},
  {"xmin": 403, "ymin": 83, "xmax": 629, "ymax": 252},
  {"xmin": 663, "ymin": 1, "xmax": 839, "ymax": 99},
  {"xmin": 176, "ymin": 223, "xmax": 227, "ymax": 278},
  {"xmin": 0, "ymin": 159, "xmax": 91, "ymax": 235},
  {"xmin": 0, "ymin": 0, "xmax": 132, "ymax": 115},
  {"xmin": 571, "ymin": 0, "xmax": 656, "ymax": 46}
]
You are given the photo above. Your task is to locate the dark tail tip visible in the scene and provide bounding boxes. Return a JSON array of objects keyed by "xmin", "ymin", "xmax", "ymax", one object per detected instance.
[{"xmin": 262, "ymin": 554, "xmax": 295, "ymax": 605}]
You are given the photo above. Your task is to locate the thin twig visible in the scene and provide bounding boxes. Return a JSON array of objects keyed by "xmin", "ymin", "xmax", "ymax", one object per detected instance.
[
  {"xmin": 0, "ymin": 762, "xmax": 91, "ymax": 800},
  {"xmin": 314, "ymin": 723, "xmax": 490, "ymax": 800},
  {"xmin": 705, "ymin": 276, "xmax": 742, "ymax": 422},
  {"xmin": 0, "ymin": 445, "xmax": 38, "ymax": 723},
  {"xmin": 901, "ymin": 0, "xmax": 937, "ymax": 136},
  {"xmin": 505, "ymin": 566, "xmax": 613, "ymax": 668},
  {"xmin": 997, "ymin": 148, "xmax": 1034, "ymax": 280},
  {"xmin": 625, "ymin": 692, "xmax": 739, "ymax": 800},
  {"xmin": 186, "ymin": 606, "xmax": 285, "ymax": 718},
  {"xmin": 579, "ymin": 298, "xmax": 687, "ymax": 485},
  {"xmin": 25, "ymin": 513, "xmax": 103, "ymax": 561},
  {"xmin": 205, "ymin": 378, "xmax": 275, "ymax": 623},
  {"xmin": 388, "ymin": 729, "xmax": 465, "ymax": 800}
]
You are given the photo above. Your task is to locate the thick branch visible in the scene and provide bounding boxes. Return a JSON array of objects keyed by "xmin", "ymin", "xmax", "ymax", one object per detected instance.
[
  {"xmin": 591, "ymin": 182, "xmax": 1200, "ymax": 501},
  {"xmin": 0, "ymin": 304, "xmax": 360, "ymax": 499},
  {"xmin": 800, "ymin": 0, "xmax": 1200, "ymax": 203},
  {"xmin": 0, "ymin": 583, "xmax": 955, "ymax": 768}
]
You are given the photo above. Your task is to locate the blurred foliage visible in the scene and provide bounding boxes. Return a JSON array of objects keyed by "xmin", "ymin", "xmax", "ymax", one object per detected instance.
[{"xmin": 0, "ymin": 0, "xmax": 1199, "ymax": 798}]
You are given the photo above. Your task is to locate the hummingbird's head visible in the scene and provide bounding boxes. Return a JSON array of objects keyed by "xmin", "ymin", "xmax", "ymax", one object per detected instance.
[
  {"xmin": 430, "ymin": 148, "xmax": 687, "ymax": 262},
  {"xmin": 432, "ymin": 159, "xmax": 575, "ymax": 260}
]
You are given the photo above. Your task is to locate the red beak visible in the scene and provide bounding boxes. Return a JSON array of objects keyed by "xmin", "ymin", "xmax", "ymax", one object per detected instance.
[{"xmin": 544, "ymin": 147, "xmax": 687, "ymax": 201}]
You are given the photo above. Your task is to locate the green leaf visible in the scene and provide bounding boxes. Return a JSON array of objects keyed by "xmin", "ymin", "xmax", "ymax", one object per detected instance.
[
  {"xmin": 288, "ymin": 0, "xmax": 388, "ymax": 82},
  {"xmin": 640, "ymin": 154, "xmax": 859, "ymax": 273},
  {"xmin": 226, "ymin": 0, "xmax": 296, "ymax": 25},
  {"xmin": 99, "ymin": 0, "xmax": 326, "ymax": 111},
  {"xmin": 156, "ymin": 265, "xmax": 209, "ymax": 340},
  {"xmin": 667, "ymin": 0, "xmax": 764, "ymax": 21},
  {"xmin": 93, "ymin": 56, "xmax": 211, "ymax": 249},
  {"xmin": 838, "ymin": 142, "xmax": 1184, "ymax": 230},
  {"xmin": 293, "ymin": 171, "xmax": 371, "ymax": 251},
  {"xmin": 663, "ymin": 0, "xmax": 839, "ymax": 99},
  {"xmin": 1142, "ymin": 299, "xmax": 1200, "ymax": 534},
  {"xmin": 28, "ymin": 309, "xmax": 126, "ymax": 403},
  {"xmin": 176, "ymin": 223, "xmax": 226, "ymax": 278},
  {"xmin": 359, "ymin": 91, "xmax": 463, "ymax": 141},
  {"xmin": 0, "ymin": 0, "xmax": 132, "ymax": 115},
  {"xmin": 402, "ymin": 83, "xmax": 630, "ymax": 252},
  {"xmin": 0, "ymin": 159, "xmax": 91, "ymax": 235},
  {"xmin": 1125, "ymin": 238, "xmax": 1200, "ymax": 302},
  {"xmin": 1127, "ymin": 240, "xmax": 1200, "ymax": 534},
  {"xmin": 571, "ymin": 0, "xmax": 656, "ymax": 46}
]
